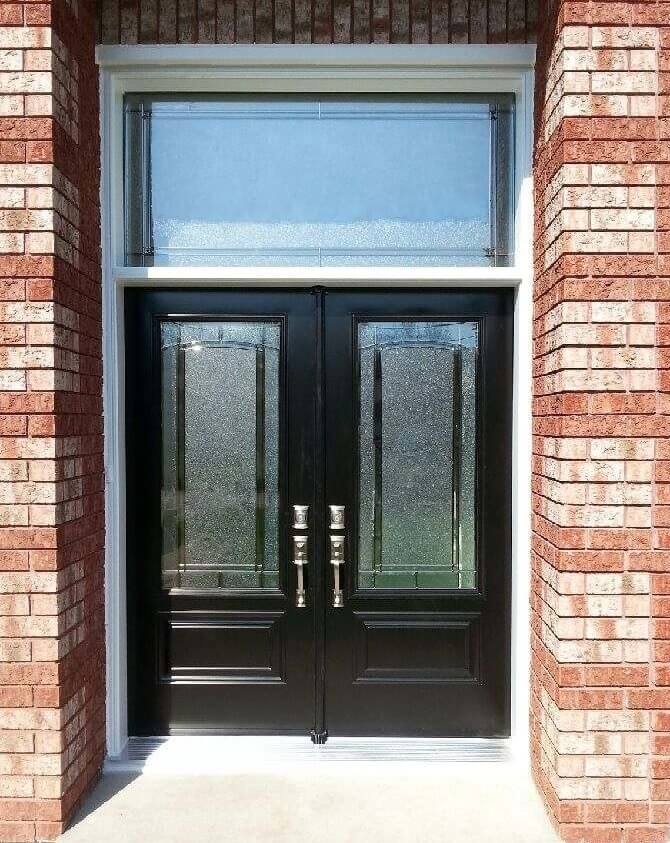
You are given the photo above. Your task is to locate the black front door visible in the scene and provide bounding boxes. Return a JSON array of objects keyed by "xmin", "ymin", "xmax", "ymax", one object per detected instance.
[
  {"xmin": 322, "ymin": 290, "xmax": 512, "ymax": 737},
  {"xmin": 126, "ymin": 289, "xmax": 318, "ymax": 735},
  {"xmin": 126, "ymin": 288, "xmax": 512, "ymax": 738}
]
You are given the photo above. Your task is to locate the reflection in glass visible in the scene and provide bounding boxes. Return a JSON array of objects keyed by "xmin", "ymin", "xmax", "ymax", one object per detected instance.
[
  {"xmin": 124, "ymin": 96, "xmax": 514, "ymax": 267},
  {"xmin": 160, "ymin": 321, "xmax": 280, "ymax": 591},
  {"xmin": 358, "ymin": 322, "xmax": 478, "ymax": 590}
]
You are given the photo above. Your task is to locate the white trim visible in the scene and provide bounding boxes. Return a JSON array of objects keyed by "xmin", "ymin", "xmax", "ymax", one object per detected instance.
[
  {"xmin": 509, "ymin": 65, "xmax": 534, "ymax": 765},
  {"xmin": 101, "ymin": 67, "xmax": 126, "ymax": 760},
  {"xmin": 100, "ymin": 44, "xmax": 535, "ymax": 764},
  {"xmin": 113, "ymin": 266, "xmax": 524, "ymax": 285},
  {"xmin": 96, "ymin": 42, "xmax": 535, "ymax": 68}
]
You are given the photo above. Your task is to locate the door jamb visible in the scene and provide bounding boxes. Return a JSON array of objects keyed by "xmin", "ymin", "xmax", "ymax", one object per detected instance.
[{"xmin": 98, "ymin": 44, "xmax": 535, "ymax": 762}]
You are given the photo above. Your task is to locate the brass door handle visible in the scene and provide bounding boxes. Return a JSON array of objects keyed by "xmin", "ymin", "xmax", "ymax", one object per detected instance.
[{"xmin": 330, "ymin": 532, "xmax": 345, "ymax": 609}]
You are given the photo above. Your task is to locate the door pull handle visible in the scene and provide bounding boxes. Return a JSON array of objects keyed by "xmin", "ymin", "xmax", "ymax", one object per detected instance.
[
  {"xmin": 330, "ymin": 533, "xmax": 345, "ymax": 608},
  {"xmin": 293, "ymin": 533, "xmax": 308, "ymax": 608}
]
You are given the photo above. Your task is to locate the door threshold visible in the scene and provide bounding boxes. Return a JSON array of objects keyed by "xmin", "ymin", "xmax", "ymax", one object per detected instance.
[{"xmin": 106, "ymin": 735, "xmax": 511, "ymax": 773}]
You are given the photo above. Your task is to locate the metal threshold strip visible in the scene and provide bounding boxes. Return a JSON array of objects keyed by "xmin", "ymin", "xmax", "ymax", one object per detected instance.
[{"xmin": 106, "ymin": 736, "xmax": 511, "ymax": 773}]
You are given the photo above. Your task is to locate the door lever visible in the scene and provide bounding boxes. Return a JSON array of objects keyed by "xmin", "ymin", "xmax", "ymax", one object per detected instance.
[
  {"xmin": 293, "ymin": 534, "xmax": 308, "ymax": 608},
  {"xmin": 330, "ymin": 533, "xmax": 345, "ymax": 608}
]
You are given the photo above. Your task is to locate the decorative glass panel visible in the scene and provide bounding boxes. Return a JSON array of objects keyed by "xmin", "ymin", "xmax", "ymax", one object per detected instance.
[
  {"xmin": 358, "ymin": 321, "xmax": 478, "ymax": 590},
  {"xmin": 124, "ymin": 95, "xmax": 514, "ymax": 268},
  {"xmin": 160, "ymin": 321, "xmax": 280, "ymax": 591}
]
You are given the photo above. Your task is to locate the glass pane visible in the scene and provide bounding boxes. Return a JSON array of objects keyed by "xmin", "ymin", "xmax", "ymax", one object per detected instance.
[
  {"xmin": 358, "ymin": 321, "xmax": 478, "ymax": 590},
  {"xmin": 160, "ymin": 321, "xmax": 280, "ymax": 591},
  {"xmin": 124, "ymin": 95, "xmax": 514, "ymax": 268}
]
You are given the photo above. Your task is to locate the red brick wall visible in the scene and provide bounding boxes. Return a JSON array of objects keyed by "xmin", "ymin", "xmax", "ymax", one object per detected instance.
[
  {"xmin": 0, "ymin": 0, "xmax": 104, "ymax": 841},
  {"xmin": 98, "ymin": 0, "xmax": 537, "ymax": 44},
  {"xmin": 0, "ymin": 3, "xmax": 540, "ymax": 842},
  {"xmin": 532, "ymin": 2, "xmax": 670, "ymax": 842},
  {"xmin": 6, "ymin": 0, "xmax": 670, "ymax": 841}
]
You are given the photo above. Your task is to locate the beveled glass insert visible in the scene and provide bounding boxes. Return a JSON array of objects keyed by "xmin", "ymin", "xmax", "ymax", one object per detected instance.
[
  {"xmin": 124, "ymin": 95, "xmax": 514, "ymax": 268},
  {"xmin": 160, "ymin": 321, "xmax": 280, "ymax": 591},
  {"xmin": 358, "ymin": 321, "xmax": 478, "ymax": 590}
]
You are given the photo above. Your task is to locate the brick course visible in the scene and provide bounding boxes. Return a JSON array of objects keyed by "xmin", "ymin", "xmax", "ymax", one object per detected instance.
[
  {"xmin": 533, "ymin": 3, "xmax": 670, "ymax": 842},
  {"xmin": 98, "ymin": 0, "xmax": 538, "ymax": 44}
]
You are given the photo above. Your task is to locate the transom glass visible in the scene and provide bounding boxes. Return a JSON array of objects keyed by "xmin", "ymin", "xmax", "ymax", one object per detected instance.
[{"xmin": 124, "ymin": 95, "xmax": 514, "ymax": 268}]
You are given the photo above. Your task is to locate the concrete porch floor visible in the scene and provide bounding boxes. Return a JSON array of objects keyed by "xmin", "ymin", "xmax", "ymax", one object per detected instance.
[{"xmin": 59, "ymin": 762, "xmax": 560, "ymax": 842}]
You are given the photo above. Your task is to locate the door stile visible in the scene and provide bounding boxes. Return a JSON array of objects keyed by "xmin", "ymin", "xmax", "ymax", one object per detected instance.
[{"xmin": 311, "ymin": 286, "xmax": 327, "ymax": 744}]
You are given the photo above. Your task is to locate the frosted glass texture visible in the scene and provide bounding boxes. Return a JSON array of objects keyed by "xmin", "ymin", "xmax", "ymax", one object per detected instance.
[
  {"xmin": 124, "ymin": 96, "xmax": 514, "ymax": 267},
  {"xmin": 160, "ymin": 321, "xmax": 280, "ymax": 591},
  {"xmin": 358, "ymin": 321, "xmax": 478, "ymax": 590}
]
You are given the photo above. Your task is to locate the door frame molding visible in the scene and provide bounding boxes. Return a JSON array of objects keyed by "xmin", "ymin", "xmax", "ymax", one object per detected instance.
[{"xmin": 98, "ymin": 43, "xmax": 536, "ymax": 761}]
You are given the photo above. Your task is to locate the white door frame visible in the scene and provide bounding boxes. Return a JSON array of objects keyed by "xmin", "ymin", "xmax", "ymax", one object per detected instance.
[{"xmin": 97, "ymin": 43, "xmax": 536, "ymax": 762}]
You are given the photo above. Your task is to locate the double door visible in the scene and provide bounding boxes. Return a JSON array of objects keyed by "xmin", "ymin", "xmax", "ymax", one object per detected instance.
[{"xmin": 125, "ymin": 288, "xmax": 512, "ymax": 739}]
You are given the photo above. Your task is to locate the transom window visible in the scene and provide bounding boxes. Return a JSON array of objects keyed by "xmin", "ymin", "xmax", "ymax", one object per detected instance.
[{"xmin": 123, "ymin": 94, "xmax": 514, "ymax": 268}]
